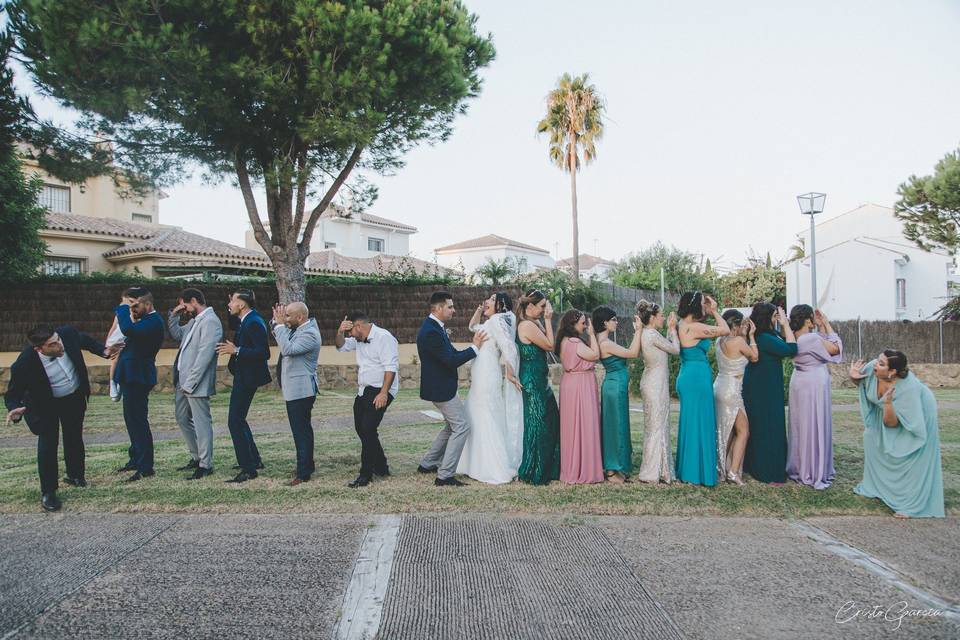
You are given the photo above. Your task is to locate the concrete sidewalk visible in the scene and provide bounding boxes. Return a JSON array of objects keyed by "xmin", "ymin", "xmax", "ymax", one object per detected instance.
[{"xmin": 1, "ymin": 514, "xmax": 956, "ymax": 639}]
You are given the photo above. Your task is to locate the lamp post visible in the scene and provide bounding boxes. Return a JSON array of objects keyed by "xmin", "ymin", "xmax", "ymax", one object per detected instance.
[{"xmin": 796, "ymin": 192, "xmax": 826, "ymax": 307}]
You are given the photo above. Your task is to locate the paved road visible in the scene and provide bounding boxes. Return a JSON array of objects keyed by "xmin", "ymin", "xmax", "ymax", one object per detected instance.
[{"xmin": 1, "ymin": 514, "xmax": 956, "ymax": 639}]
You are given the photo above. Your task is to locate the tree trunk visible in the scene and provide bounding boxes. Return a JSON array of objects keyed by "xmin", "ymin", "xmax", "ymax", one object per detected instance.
[
  {"xmin": 273, "ymin": 252, "xmax": 307, "ymax": 305},
  {"xmin": 569, "ymin": 144, "xmax": 580, "ymax": 282}
]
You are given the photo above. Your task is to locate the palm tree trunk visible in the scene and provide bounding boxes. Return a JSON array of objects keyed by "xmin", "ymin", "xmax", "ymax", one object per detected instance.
[{"xmin": 569, "ymin": 140, "xmax": 580, "ymax": 282}]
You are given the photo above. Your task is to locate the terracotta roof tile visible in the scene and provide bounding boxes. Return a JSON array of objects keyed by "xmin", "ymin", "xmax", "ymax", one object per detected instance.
[
  {"xmin": 434, "ymin": 234, "xmax": 549, "ymax": 254},
  {"xmin": 556, "ymin": 254, "xmax": 617, "ymax": 270},
  {"xmin": 43, "ymin": 212, "xmax": 156, "ymax": 239}
]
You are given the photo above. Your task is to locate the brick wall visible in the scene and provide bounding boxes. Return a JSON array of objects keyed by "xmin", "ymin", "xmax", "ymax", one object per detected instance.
[{"xmin": 0, "ymin": 283, "xmax": 521, "ymax": 351}]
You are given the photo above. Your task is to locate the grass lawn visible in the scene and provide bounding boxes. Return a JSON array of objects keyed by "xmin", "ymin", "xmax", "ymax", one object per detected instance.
[{"xmin": 0, "ymin": 389, "xmax": 956, "ymax": 517}]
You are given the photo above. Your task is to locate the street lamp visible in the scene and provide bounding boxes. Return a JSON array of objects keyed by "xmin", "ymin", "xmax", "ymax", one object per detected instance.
[{"xmin": 796, "ymin": 192, "xmax": 826, "ymax": 307}]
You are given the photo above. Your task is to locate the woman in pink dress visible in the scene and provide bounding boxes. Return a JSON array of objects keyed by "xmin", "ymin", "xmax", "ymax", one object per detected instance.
[{"xmin": 556, "ymin": 310, "xmax": 603, "ymax": 484}]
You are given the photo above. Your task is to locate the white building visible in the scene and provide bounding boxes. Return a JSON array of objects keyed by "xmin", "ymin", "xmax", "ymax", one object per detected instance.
[
  {"xmin": 433, "ymin": 234, "xmax": 555, "ymax": 275},
  {"xmin": 245, "ymin": 204, "xmax": 416, "ymax": 259},
  {"xmin": 556, "ymin": 254, "xmax": 617, "ymax": 281},
  {"xmin": 782, "ymin": 203, "xmax": 953, "ymax": 320}
]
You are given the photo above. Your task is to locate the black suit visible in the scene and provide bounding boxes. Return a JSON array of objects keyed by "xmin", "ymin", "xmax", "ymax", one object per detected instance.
[
  {"xmin": 4, "ymin": 326, "xmax": 106, "ymax": 494},
  {"xmin": 226, "ymin": 310, "xmax": 271, "ymax": 472}
]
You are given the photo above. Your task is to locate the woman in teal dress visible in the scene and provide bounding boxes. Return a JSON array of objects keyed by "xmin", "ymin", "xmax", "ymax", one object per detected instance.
[
  {"xmin": 593, "ymin": 306, "xmax": 643, "ymax": 482},
  {"xmin": 675, "ymin": 292, "xmax": 730, "ymax": 486},
  {"xmin": 515, "ymin": 290, "xmax": 561, "ymax": 485},
  {"xmin": 742, "ymin": 303, "xmax": 797, "ymax": 484},
  {"xmin": 849, "ymin": 350, "xmax": 944, "ymax": 518}
]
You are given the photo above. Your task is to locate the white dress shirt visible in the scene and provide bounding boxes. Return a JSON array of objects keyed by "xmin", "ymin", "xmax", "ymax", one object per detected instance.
[
  {"xmin": 40, "ymin": 352, "xmax": 80, "ymax": 398},
  {"xmin": 338, "ymin": 324, "xmax": 400, "ymax": 397},
  {"xmin": 178, "ymin": 306, "xmax": 213, "ymax": 373}
]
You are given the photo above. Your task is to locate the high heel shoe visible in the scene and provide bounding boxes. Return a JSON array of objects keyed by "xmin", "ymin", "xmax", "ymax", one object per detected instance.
[{"xmin": 726, "ymin": 471, "xmax": 745, "ymax": 486}]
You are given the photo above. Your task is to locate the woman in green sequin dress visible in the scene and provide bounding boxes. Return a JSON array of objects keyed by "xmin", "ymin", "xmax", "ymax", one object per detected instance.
[{"xmin": 515, "ymin": 290, "xmax": 560, "ymax": 485}]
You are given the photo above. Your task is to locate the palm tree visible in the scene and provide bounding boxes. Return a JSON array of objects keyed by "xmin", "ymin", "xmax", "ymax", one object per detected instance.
[{"xmin": 537, "ymin": 73, "xmax": 604, "ymax": 281}]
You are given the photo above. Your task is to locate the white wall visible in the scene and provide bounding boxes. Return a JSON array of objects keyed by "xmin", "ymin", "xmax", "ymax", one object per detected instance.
[
  {"xmin": 435, "ymin": 247, "xmax": 555, "ymax": 274},
  {"xmin": 785, "ymin": 204, "xmax": 952, "ymax": 320},
  {"xmin": 245, "ymin": 218, "xmax": 413, "ymax": 258},
  {"xmin": 785, "ymin": 240, "xmax": 950, "ymax": 320}
]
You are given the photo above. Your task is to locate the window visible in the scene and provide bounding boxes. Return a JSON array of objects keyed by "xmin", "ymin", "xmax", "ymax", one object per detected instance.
[
  {"xmin": 896, "ymin": 278, "xmax": 906, "ymax": 309},
  {"xmin": 38, "ymin": 184, "xmax": 70, "ymax": 213},
  {"xmin": 131, "ymin": 213, "xmax": 153, "ymax": 223},
  {"xmin": 368, "ymin": 237, "xmax": 385, "ymax": 252},
  {"xmin": 42, "ymin": 257, "xmax": 83, "ymax": 276},
  {"xmin": 324, "ymin": 242, "xmax": 337, "ymax": 249}
]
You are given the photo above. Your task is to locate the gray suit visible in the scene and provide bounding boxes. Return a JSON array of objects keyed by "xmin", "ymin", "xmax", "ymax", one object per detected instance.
[
  {"xmin": 272, "ymin": 318, "xmax": 321, "ymax": 401},
  {"xmin": 168, "ymin": 308, "xmax": 223, "ymax": 469}
]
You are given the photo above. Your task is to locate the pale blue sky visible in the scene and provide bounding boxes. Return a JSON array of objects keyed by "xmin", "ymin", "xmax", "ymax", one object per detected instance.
[{"xmin": 14, "ymin": 0, "xmax": 960, "ymax": 268}]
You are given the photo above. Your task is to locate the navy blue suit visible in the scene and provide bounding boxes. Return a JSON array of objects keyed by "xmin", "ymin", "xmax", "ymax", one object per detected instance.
[
  {"xmin": 226, "ymin": 310, "xmax": 271, "ymax": 472},
  {"xmin": 4, "ymin": 326, "xmax": 106, "ymax": 494},
  {"xmin": 417, "ymin": 317, "xmax": 476, "ymax": 402},
  {"xmin": 114, "ymin": 306, "xmax": 164, "ymax": 473}
]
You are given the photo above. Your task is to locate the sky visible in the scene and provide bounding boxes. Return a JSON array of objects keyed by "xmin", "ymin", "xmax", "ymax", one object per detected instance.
[{"xmin": 13, "ymin": 0, "xmax": 960, "ymax": 269}]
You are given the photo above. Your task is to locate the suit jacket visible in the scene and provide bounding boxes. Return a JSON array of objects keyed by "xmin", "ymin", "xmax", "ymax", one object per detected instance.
[
  {"xmin": 4, "ymin": 326, "xmax": 106, "ymax": 434},
  {"xmin": 113, "ymin": 306, "xmax": 165, "ymax": 387},
  {"xmin": 416, "ymin": 317, "xmax": 476, "ymax": 402},
  {"xmin": 168, "ymin": 308, "xmax": 222, "ymax": 397},
  {"xmin": 227, "ymin": 310, "xmax": 272, "ymax": 389},
  {"xmin": 272, "ymin": 318, "xmax": 321, "ymax": 402}
]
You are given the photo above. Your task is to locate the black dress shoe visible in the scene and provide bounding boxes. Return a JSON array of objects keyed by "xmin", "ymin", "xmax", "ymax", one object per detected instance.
[
  {"xmin": 434, "ymin": 477, "xmax": 467, "ymax": 487},
  {"xmin": 232, "ymin": 462, "xmax": 265, "ymax": 470},
  {"xmin": 125, "ymin": 470, "xmax": 155, "ymax": 483},
  {"xmin": 417, "ymin": 465, "xmax": 438, "ymax": 474},
  {"xmin": 226, "ymin": 470, "xmax": 258, "ymax": 483},
  {"xmin": 41, "ymin": 493, "xmax": 61, "ymax": 512},
  {"xmin": 347, "ymin": 475, "xmax": 371, "ymax": 488},
  {"xmin": 115, "ymin": 463, "xmax": 137, "ymax": 474},
  {"xmin": 177, "ymin": 459, "xmax": 200, "ymax": 471},
  {"xmin": 63, "ymin": 476, "xmax": 87, "ymax": 488},
  {"xmin": 186, "ymin": 467, "xmax": 214, "ymax": 480}
]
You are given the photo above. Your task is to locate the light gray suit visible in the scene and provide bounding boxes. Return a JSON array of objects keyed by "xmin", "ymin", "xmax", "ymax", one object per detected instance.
[
  {"xmin": 168, "ymin": 307, "xmax": 223, "ymax": 469},
  {"xmin": 272, "ymin": 318, "xmax": 322, "ymax": 401}
]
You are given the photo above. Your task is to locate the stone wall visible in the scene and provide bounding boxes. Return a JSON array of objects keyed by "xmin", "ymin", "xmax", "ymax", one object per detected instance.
[{"xmin": 4, "ymin": 362, "xmax": 959, "ymax": 396}]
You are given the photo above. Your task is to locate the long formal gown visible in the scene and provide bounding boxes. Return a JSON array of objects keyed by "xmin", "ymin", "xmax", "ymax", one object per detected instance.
[
  {"xmin": 854, "ymin": 362, "xmax": 944, "ymax": 517},
  {"xmin": 636, "ymin": 328, "xmax": 679, "ymax": 483},
  {"xmin": 559, "ymin": 338, "xmax": 603, "ymax": 484},
  {"xmin": 742, "ymin": 331, "xmax": 798, "ymax": 483},
  {"xmin": 787, "ymin": 332, "xmax": 842, "ymax": 489},
  {"xmin": 517, "ymin": 332, "xmax": 561, "ymax": 485},
  {"xmin": 675, "ymin": 337, "xmax": 718, "ymax": 486},
  {"xmin": 457, "ymin": 312, "xmax": 524, "ymax": 484},
  {"xmin": 713, "ymin": 339, "xmax": 748, "ymax": 479},
  {"xmin": 600, "ymin": 354, "xmax": 632, "ymax": 475}
]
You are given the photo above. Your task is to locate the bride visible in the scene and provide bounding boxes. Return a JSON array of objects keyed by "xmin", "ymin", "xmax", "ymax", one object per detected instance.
[{"xmin": 456, "ymin": 292, "xmax": 524, "ymax": 484}]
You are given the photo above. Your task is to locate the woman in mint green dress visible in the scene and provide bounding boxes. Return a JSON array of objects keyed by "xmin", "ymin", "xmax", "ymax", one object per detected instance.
[
  {"xmin": 675, "ymin": 292, "xmax": 730, "ymax": 486},
  {"xmin": 515, "ymin": 291, "xmax": 561, "ymax": 485},
  {"xmin": 593, "ymin": 306, "xmax": 643, "ymax": 482},
  {"xmin": 849, "ymin": 350, "xmax": 944, "ymax": 518}
]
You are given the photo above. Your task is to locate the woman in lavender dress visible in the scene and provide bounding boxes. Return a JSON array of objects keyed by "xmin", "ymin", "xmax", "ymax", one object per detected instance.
[{"xmin": 787, "ymin": 306, "xmax": 842, "ymax": 489}]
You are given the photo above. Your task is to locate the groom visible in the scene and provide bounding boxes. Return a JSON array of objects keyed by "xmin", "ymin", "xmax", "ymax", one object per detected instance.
[{"xmin": 417, "ymin": 291, "xmax": 487, "ymax": 487}]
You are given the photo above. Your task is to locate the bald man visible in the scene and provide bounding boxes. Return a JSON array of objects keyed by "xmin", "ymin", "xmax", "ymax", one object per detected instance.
[{"xmin": 270, "ymin": 301, "xmax": 322, "ymax": 485}]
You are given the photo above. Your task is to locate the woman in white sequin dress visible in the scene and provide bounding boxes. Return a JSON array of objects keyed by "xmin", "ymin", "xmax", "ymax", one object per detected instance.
[
  {"xmin": 713, "ymin": 310, "xmax": 758, "ymax": 485},
  {"xmin": 635, "ymin": 300, "xmax": 680, "ymax": 483}
]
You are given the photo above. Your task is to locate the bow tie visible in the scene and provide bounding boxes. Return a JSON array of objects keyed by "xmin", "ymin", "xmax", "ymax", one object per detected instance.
[{"xmin": 361, "ymin": 338, "xmax": 371, "ymax": 344}]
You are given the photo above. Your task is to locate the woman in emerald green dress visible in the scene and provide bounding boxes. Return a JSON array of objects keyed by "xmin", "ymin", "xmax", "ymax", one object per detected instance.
[
  {"xmin": 593, "ymin": 306, "xmax": 643, "ymax": 482},
  {"xmin": 849, "ymin": 350, "xmax": 944, "ymax": 518},
  {"xmin": 515, "ymin": 290, "xmax": 561, "ymax": 485},
  {"xmin": 742, "ymin": 302, "xmax": 797, "ymax": 484}
]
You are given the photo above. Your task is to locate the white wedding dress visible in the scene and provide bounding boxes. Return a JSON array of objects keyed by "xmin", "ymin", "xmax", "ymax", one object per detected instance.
[{"xmin": 456, "ymin": 311, "xmax": 524, "ymax": 484}]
